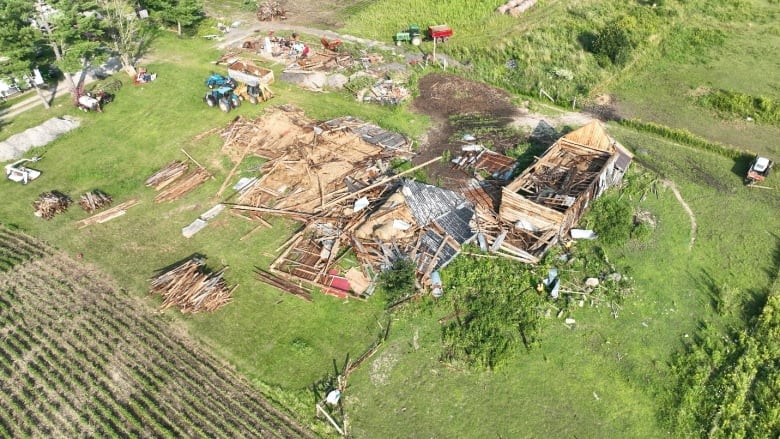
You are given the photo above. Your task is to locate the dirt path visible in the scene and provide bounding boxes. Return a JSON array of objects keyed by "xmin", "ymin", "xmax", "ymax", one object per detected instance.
[
  {"xmin": 662, "ymin": 179, "xmax": 698, "ymax": 250},
  {"xmin": 217, "ymin": 22, "xmax": 463, "ymax": 68}
]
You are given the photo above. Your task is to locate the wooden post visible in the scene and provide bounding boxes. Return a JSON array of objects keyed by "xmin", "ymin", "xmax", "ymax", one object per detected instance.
[{"xmin": 316, "ymin": 403, "xmax": 345, "ymax": 436}]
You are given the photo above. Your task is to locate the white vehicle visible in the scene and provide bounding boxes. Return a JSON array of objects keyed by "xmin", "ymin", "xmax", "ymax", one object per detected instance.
[{"xmin": 5, "ymin": 158, "xmax": 42, "ymax": 184}]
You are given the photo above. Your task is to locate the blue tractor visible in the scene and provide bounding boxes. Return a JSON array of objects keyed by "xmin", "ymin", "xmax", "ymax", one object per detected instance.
[
  {"xmin": 204, "ymin": 86, "xmax": 240, "ymax": 112},
  {"xmin": 205, "ymin": 73, "xmax": 236, "ymax": 89}
]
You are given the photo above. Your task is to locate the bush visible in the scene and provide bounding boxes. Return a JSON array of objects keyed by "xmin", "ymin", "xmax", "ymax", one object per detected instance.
[
  {"xmin": 585, "ymin": 194, "xmax": 634, "ymax": 246},
  {"xmin": 377, "ymin": 258, "xmax": 416, "ymax": 306}
]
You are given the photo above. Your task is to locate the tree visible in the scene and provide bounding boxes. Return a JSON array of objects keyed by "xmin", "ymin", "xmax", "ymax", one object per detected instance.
[
  {"xmin": 96, "ymin": 0, "xmax": 154, "ymax": 76},
  {"xmin": 145, "ymin": 0, "xmax": 203, "ymax": 36},
  {"xmin": 0, "ymin": 0, "xmax": 51, "ymax": 107},
  {"xmin": 36, "ymin": 0, "xmax": 109, "ymax": 100}
]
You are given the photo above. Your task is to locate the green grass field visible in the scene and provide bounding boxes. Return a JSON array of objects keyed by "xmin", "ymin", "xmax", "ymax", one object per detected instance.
[{"xmin": 1, "ymin": 1, "xmax": 779, "ymax": 437}]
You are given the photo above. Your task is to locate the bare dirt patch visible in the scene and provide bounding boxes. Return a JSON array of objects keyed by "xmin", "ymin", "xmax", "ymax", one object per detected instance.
[{"xmin": 411, "ymin": 73, "xmax": 523, "ymax": 188}]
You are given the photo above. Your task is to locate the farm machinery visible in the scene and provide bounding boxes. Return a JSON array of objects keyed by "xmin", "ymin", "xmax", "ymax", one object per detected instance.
[
  {"xmin": 75, "ymin": 77, "xmax": 122, "ymax": 112},
  {"xmin": 745, "ymin": 156, "xmax": 774, "ymax": 186},
  {"xmin": 204, "ymin": 86, "xmax": 241, "ymax": 112},
  {"xmin": 393, "ymin": 24, "xmax": 453, "ymax": 46},
  {"xmin": 5, "ymin": 157, "xmax": 42, "ymax": 184},
  {"xmin": 203, "ymin": 58, "xmax": 274, "ymax": 111},
  {"xmin": 428, "ymin": 24, "xmax": 453, "ymax": 43},
  {"xmin": 206, "ymin": 73, "xmax": 236, "ymax": 89},
  {"xmin": 394, "ymin": 24, "xmax": 422, "ymax": 46}
]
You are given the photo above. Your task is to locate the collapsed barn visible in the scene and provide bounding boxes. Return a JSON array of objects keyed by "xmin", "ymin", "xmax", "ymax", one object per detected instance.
[{"xmin": 217, "ymin": 108, "xmax": 631, "ymax": 299}]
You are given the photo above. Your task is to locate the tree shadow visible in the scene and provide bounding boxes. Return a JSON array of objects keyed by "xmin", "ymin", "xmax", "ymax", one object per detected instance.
[
  {"xmin": 730, "ymin": 153, "xmax": 756, "ymax": 181},
  {"xmin": 577, "ymin": 31, "xmax": 597, "ymax": 53}
]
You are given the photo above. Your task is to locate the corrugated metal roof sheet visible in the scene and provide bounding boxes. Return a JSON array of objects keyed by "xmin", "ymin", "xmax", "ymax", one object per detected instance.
[
  {"xmin": 434, "ymin": 206, "xmax": 476, "ymax": 245},
  {"xmin": 402, "ymin": 180, "xmax": 466, "ymax": 226}
]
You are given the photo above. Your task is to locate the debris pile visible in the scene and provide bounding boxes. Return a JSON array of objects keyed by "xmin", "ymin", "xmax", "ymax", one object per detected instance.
[
  {"xmin": 357, "ymin": 79, "xmax": 410, "ymax": 105},
  {"xmin": 209, "ymin": 108, "xmax": 632, "ymax": 299},
  {"xmin": 497, "ymin": 0, "xmax": 537, "ymax": 16},
  {"xmin": 33, "ymin": 191, "xmax": 72, "ymax": 219},
  {"xmin": 79, "ymin": 190, "xmax": 113, "ymax": 213},
  {"xmin": 257, "ymin": 0, "xmax": 287, "ymax": 21},
  {"xmin": 150, "ymin": 258, "xmax": 234, "ymax": 313},
  {"xmin": 154, "ymin": 167, "xmax": 211, "ymax": 203},
  {"xmin": 75, "ymin": 199, "xmax": 141, "ymax": 228},
  {"xmin": 145, "ymin": 160, "xmax": 189, "ymax": 190}
]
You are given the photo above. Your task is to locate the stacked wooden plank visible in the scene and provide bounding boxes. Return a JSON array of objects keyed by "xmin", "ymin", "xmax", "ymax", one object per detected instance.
[
  {"xmin": 150, "ymin": 258, "xmax": 234, "ymax": 313},
  {"xmin": 154, "ymin": 167, "xmax": 211, "ymax": 203},
  {"xmin": 75, "ymin": 199, "xmax": 140, "ymax": 228},
  {"xmin": 145, "ymin": 160, "xmax": 189, "ymax": 190},
  {"xmin": 79, "ymin": 190, "xmax": 113, "ymax": 213},
  {"xmin": 33, "ymin": 191, "xmax": 72, "ymax": 220}
]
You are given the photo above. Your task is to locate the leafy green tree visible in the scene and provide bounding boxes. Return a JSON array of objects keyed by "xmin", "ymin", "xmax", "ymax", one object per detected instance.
[
  {"xmin": 0, "ymin": 0, "xmax": 51, "ymax": 107},
  {"xmin": 145, "ymin": 0, "xmax": 203, "ymax": 36},
  {"xmin": 669, "ymin": 280, "xmax": 780, "ymax": 437},
  {"xmin": 38, "ymin": 0, "xmax": 109, "ymax": 99},
  {"xmin": 97, "ymin": 0, "xmax": 154, "ymax": 76}
]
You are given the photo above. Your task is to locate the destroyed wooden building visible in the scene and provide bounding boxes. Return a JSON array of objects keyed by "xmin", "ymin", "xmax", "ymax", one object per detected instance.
[
  {"xmin": 217, "ymin": 110, "xmax": 630, "ymax": 299},
  {"xmin": 496, "ymin": 121, "xmax": 633, "ymax": 261}
]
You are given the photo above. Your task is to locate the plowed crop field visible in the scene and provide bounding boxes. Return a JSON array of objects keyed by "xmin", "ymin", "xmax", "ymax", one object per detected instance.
[{"xmin": 0, "ymin": 226, "xmax": 315, "ymax": 438}]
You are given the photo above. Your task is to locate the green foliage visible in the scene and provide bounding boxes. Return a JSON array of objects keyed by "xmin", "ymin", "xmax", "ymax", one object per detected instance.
[
  {"xmin": 593, "ymin": 15, "xmax": 642, "ymax": 66},
  {"xmin": 440, "ymin": 255, "xmax": 544, "ymax": 370},
  {"xmin": 584, "ymin": 193, "xmax": 634, "ymax": 246},
  {"xmin": 618, "ymin": 118, "xmax": 753, "ymax": 160},
  {"xmin": 697, "ymin": 89, "xmax": 780, "ymax": 124},
  {"xmin": 668, "ymin": 280, "xmax": 780, "ymax": 438},
  {"xmin": 377, "ymin": 258, "xmax": 417, "ymax": 305}
]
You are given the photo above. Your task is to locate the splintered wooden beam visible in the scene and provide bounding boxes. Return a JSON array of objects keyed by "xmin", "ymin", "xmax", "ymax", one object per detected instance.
[{"xmin": 320, "ymin": 156, "xmax": 440, "ymax": 209}]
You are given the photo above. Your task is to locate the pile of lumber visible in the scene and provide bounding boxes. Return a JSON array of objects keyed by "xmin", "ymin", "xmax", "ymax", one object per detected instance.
[
  {"xmin": 79, "ymin": 190, "xmax": 113, "ymax": 213},
  {"xmin": 33, "ymin": 191, "xmax": 72, "ymax": 220},
  {"xmin": 145, "ymin": 160, "xmax": 189, "ymax": 190},
  {"xmin": 154, "ymin": 167, "xmax": 211, "ymax": 203},
  {"xmin": 76, "ymin": 199, "xmax": 140, "ymax": 228},
  {"xmin": 150, "ymin": 258, "xmax": 234, "ymax": 313},
  {"xmin": 257, "ymin": 0, "xmax": 286, "ymax": 21}
]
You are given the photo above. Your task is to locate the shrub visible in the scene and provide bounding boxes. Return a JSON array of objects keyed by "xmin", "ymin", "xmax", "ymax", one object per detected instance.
[{"xmin": 377, "ymin": 258, "xmax": 416, "ymax": 306}]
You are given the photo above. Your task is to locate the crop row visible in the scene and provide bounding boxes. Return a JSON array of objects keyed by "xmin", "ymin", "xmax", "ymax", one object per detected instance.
[{"xmin": 0, "ymin": 235, "xmax": 315, "ymax": 439}]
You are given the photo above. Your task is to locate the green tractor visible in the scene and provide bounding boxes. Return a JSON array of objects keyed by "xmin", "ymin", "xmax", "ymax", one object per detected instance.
[{"xmin": 393, "ymin": 24, "xmax": 422, "ymax": 46}]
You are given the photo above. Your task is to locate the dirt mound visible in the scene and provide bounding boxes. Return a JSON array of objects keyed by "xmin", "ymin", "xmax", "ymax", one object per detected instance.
[{"xmin": 414, "ymin": 73, "xmax": 517, "ymax": 123}]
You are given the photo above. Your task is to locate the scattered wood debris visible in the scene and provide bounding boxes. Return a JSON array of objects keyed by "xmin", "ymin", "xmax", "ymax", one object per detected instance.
[
  {"xmin": 145, "ymin": 160, "xmax": 189, "ymax": 190},
  {"xmin": 75, "ymin": 199, "xmax": 141, "ymax": 228},
  {"xmin": 257, "ymin": 0, "xmax": 287, "ymax": 21},
  {"xmin": 357, "ymin": 79, "xmax": 410, "ymax": 105},
  {"xmin": 150, "ymin": 258, "xmax": 234, "ymax": 313},
  {"xmin": 255, "ymin": 268, "xmax": 313, "ymax": 301},
  {"xmin": 33, "ymin": 191, "xmax": 72, "ymax": 220},
  {"xmin": 79, "ymin": 190, "xmax": 113, "ymax": 213},
  {"xmin": 154, "ymin": 167, "xmax": 211, "ymax": 203}
]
